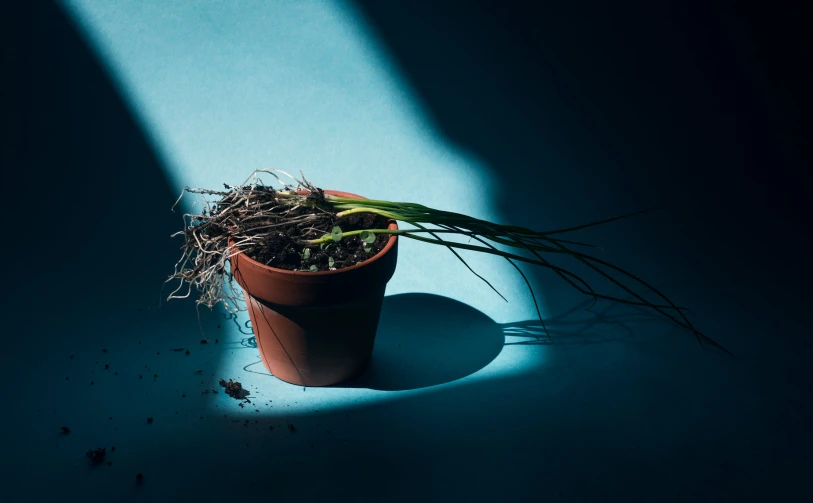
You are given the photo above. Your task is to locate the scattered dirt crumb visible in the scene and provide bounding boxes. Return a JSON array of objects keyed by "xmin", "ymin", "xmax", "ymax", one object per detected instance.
[{"xmin": 86, "ymin": 447, "xmax": 106, "ymax": 465}]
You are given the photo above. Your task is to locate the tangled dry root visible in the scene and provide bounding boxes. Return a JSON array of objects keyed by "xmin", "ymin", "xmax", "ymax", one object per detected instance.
[{"xmin": 164, "ymin": 169, "xmax": 333, "ymax": 313}]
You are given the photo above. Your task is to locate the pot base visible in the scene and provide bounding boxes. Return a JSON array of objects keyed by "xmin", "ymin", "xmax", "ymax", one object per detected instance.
[{"xmin": 245, "ymin": 287, "xmax": 385, "ymax": 387}]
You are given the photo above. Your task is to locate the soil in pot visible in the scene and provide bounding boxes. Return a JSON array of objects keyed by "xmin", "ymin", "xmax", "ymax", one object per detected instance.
[{"xmin": 237, "ymin": 206, "xmax": 390, "ymax": 271}]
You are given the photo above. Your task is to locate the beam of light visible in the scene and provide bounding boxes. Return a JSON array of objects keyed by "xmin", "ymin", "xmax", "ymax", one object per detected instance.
[{"xmin": 58, "ymin": 0, "xmax": 550, "ymax": 411}]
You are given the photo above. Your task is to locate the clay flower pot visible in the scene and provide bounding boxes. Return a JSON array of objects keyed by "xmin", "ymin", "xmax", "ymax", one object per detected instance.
[{"xmin": 229, "ymin": 191, "xmax": 398, "ymax": 386}]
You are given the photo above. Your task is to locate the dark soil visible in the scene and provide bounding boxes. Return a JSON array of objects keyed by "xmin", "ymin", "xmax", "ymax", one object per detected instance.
[{"xmin": 239, "ymin": 207, "xmax": 391, "ymax": 271}]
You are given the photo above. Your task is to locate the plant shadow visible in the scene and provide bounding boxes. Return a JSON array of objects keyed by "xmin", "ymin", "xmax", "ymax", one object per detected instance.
[{"xmin": 502, "ymin": 298, "xmax": 671, "ymax": 347}]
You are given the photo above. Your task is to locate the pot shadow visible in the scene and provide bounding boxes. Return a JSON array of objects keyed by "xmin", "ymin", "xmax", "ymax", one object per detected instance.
[
  {"xmin": 338, "ymin": 293, "xmax": 503, "ymax": 390},
  {"xmin": 236, "ymin": 293, "xmax": 505, "ymax": 390}
]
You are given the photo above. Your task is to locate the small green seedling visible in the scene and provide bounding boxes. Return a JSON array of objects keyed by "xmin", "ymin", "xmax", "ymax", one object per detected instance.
[
  {"xmin": 302, "ymin": 248, "xmax": 311, "ymax": 259},
  {"xmin": 360, "ymin": 230, "xmax": 375, "ymax": 253},
  {"xmin": 328, "ymin": 256, "xmax": 335, "ymax": 268}
]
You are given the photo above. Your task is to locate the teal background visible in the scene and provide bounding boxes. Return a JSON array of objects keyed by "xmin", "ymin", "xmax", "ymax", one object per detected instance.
[{"xmin": 1, "ymin": 1, "xmax": 810, "ymax": 501}]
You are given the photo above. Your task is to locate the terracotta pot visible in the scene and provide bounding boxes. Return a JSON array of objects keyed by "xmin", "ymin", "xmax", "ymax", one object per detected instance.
[{"xmin": 229, "ymin": 190, "xmax": 398, "ymax": 386}]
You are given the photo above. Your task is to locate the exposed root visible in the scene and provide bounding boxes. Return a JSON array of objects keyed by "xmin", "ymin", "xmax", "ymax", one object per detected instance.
[{"xmin": 165, "ymin": 169, "xmax": 335, "ymax": 313}]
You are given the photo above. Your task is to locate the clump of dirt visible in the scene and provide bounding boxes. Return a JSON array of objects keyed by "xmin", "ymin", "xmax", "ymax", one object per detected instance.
[{"xmin": 219, "ymin": 378, "xmax": 244, "ymax": 399}]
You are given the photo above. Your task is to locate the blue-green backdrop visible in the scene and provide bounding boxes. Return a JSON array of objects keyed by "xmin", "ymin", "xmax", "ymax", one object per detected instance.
[{"xmin": 1, "ymin": 1, "xmax": 810, "ymax": 501}]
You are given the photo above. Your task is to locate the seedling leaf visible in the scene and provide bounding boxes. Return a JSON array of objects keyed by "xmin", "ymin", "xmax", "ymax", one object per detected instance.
[
  {"xmin": 360, "ymin": 231, "xmax": 376, "ymax": 244},
  {"xmin": 331, "ymin": 226, "xmax": 343, "ymax": 242}
]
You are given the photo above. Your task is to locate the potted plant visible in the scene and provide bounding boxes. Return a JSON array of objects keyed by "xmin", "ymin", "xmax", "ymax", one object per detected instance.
[{"xmin": 166, "ymin": 169, "xmax": 728, "ymax": 386}]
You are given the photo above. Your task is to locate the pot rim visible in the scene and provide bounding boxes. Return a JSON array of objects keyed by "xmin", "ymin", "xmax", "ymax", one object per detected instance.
[{"xmin": 228, "ymin": 189, "xmax": 398, "ymax": 276}]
